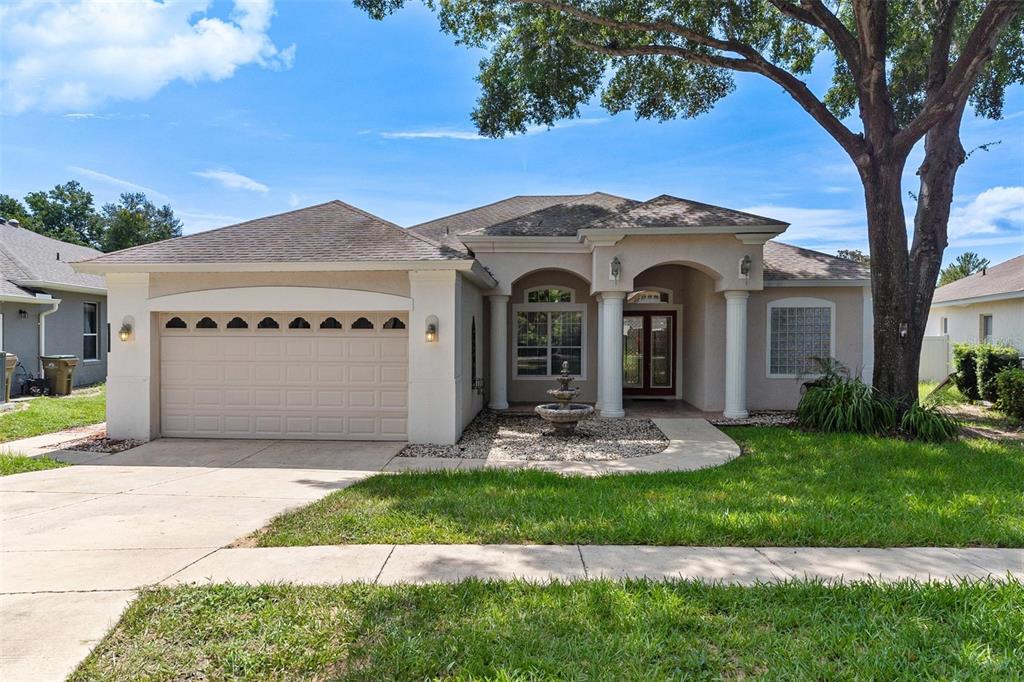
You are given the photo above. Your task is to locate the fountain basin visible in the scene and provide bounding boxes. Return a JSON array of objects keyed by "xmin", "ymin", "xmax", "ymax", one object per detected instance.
[{"xmin": 535, "ymin": 403, "xmax": 595, "ymax": 436}]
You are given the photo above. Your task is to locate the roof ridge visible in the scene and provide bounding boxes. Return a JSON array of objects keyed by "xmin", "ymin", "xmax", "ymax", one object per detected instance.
[
  {"xmin": 409, "ymin": 194, "xmax": 584, "ymax": 230},
  {"xmin": 459, "ymin": 192, "xmax": 634, "ymax": 237},
  {"xmin": 325, "ymin": 199, "xmax": 455, "ymax": 254},
  {"xmin": 641, "ymin": 194, "xmax": 789, "ymax": 225}
]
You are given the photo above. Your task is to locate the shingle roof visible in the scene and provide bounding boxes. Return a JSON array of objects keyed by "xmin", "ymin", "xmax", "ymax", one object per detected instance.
[
  {"xmin": 763, "ymin": 242, "xmax": 870, "ymax": 281},
  {"xmin": 932, "ymin": 254, "xmax": 1024, "ymax": 303},
  {"xmin": 589, "ymin": 194, "xmax": 788, "ymax": 229},
  {"xmin": 461, "ymin": 192, "xmax": 637, "ymax": 237},
  {"xmin": 79, "ymin": 201, "xmax": 467, "ymax": 265},
  {"xmin": 0, "ymin": 219, "xmax": 105, "ymax": 293},
  {"xmin": 408, "ymin": 195, "xmax": 584, "ymax": 248}
]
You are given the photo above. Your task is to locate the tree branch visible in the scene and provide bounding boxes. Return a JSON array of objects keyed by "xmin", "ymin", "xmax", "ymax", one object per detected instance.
[
  {"xmin": 767, "ymin": 0, "xmax": 861, "ymax": 79},
  {"xmin": 895, "ymin": 0, "xmax": 1022, "ymax": 152}
]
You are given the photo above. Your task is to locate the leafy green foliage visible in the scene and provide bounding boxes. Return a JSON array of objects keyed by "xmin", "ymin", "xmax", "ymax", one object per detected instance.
[
  {"xmin": 0, "ymin": 453, "xmax": 69, "ymax": 476},
  {"xmin": 953, "ymin": 343, "xmax": 981, "ymax": 400},
  {"xmin": 255, "ymin": 428, "xmax": 1024, "ymax": 548},
  {"xmin": 835, "ymin": 248, "xmax": 869, "ymax": 266},
  {"xmin": 975, "ymin": 344, "xmax": 1021, "ymax": 401},
  {"xmin": 72, "ymin": 581, "xmax": 1024, "ymax": 681},
  {"xmin": 939, "ymin": 251, "xmax": 991, "ymax": 286},
  {"xmin": 0, "ymin": 183, "xmax": 181, "ymax": 252},
  {"xmin": 899, "ymin": 401, "xmax": 960, "ymax": 443},
  {"xmin": 797, "ymin": 379, "xmax": 896, "ymax": 435},
  {"xmin": 995, "ymin": 367, "xmax": 1024, "ymax": 420}
]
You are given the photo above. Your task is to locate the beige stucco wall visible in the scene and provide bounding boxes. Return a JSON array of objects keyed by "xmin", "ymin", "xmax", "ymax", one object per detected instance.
[
  {"xmin": 746, "ymin": 286, "xmax": 867, "ymax": 411},
  {"xmin": 148, "ymin": 271, "xmax": 411, "ymax": 298},
  {"xmin": 507, "ymin": 269, "xmax": 599, "ymax": 403},
  {"xmin": 925, "ymin": 298, "xmax": 1024, "ymax": 351}
]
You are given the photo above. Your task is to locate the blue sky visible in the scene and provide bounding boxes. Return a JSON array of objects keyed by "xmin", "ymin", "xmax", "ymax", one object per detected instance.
[{"xmin": 1, "ymin": 0, "xmax": 1021, "ymax": 266}]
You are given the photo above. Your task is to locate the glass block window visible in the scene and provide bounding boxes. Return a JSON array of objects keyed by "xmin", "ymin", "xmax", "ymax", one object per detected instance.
[
  {"xmin": 769, "ymin": 305, "xmax": 832, "ymax": 376},
  {"xmin": 515, "ymin": 309, "xmax": 584, "ymax": 376}
]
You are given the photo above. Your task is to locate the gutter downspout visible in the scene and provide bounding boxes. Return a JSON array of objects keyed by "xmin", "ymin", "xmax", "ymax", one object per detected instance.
[{"xmin": 38, "ymin": 298, "xmax": 61, "ymax": 375}]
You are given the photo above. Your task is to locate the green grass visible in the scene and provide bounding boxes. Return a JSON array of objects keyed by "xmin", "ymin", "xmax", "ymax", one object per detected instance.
[
  {"xmin": 0, "ymin": 385, "xmax": 105, "ymax": 442},
  {"xmin": 0, "ymin": 452, "xmax": 69, "ymax": 476},
  {"xmin": 71, "ymin": 580, "xmax": 1024, "ymax": 681},
  {"xmin": 256, "ymin": 428, "xmax": 1024, "ymax": 547}
]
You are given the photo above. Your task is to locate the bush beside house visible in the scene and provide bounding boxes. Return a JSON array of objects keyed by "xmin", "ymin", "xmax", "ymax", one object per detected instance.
[
  {"xmin": 975, "ymin": 345, "xmax": 1020, "ymax": 402},
  {"xmin": 995, "ymin": 368, "xmax": 1024, "ymax": 420},
  {"xmin": 952, "ymin": 344, "xmax": 980, "ymax": 400}
]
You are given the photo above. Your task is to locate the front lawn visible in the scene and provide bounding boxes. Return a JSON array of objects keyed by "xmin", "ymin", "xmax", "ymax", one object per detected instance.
[
  {"xmin": 255, "ymin": 428, "xmax": 1024, "ymax": 547},
  {"xmin": 71, "ymin": 580, "xmax": 1024, "ymax": 681},
  {"xmin": 0, "ymin": 385, "xmax": 106, "ymax": 442},
  {"xmin": 0, "ymin": 453, "xmax": 70, "ymax": 476}
]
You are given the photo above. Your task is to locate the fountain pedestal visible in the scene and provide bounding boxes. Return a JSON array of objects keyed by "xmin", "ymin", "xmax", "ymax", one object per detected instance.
[{"xmin": 535, "ymin": 362, "xmax": 594, "ymax": 435}]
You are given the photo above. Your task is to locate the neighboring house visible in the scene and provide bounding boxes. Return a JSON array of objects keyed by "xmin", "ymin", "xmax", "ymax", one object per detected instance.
[
  {"xmin": 74, "ymin": 194, "xmax": 871, "ymax": 444},
  {"xmin": 1, "ymin": 218, "xmax": 108, "ymax": 394},
  {"xmin": 925, "ymin": 254, "xmax": 1024, "ymax": 350}
]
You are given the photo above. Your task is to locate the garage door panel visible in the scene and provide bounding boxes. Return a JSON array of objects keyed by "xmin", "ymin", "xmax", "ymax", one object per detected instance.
[{"xmin": 160, "ymin": 314, "xmax": 407, "ymax": 440}]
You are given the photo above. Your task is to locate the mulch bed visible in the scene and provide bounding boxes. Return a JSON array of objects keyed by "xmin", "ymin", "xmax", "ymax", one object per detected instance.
[{"xmin": 63, "ymin": 434, "xmax": 144, "ymax": 454}]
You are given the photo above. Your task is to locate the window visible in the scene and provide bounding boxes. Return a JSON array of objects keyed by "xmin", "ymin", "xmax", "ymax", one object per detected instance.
[
  {"xmin": 383, "ymin": 316, "xmax": 406, "ymax": 330},
  {"xmin": 980, "ymin": 314, "xmax": 993, "ymax": 343},
  {"xmin": 257, "ymin": 316, "xmax": 280, "ymax": 329},
  {"xmin": 320, "ymin": 316, "xmax": 343, "ymax": 329},
  {"xmin": 288, "ymin": 316, "xmax": 311, "ymax": 329},
  {"xmin": 767, "ymin": 298, "xmax": 835, "ymax": 377},
  {"xmin": 83, "ymin": 302, "xmax": 99, "ymax": 360},
  {"xmin": 352, "ymin": 316, "xmax": 374, "ymax": 330},
  {"xmin": 940, "ymin": 317, "xmax": 948, "ymax": 335},
  {"xmin": 515, "ymin": 309, "xmax": 584, "ymax": 376},
  {"xmin": 226, "ymin": 316, "xmax": 248, "ymax": 329},
  {"xmin": 526, "ymin": 287, "xmax": 573, "ymax": 303},
  {"xmin": 165, "ymin": 316, "xmax": 187, "ymax": 329},
  {"xmin": 627, "ymin": 289, "xmax": 671, "ymax": 304},
  {"xmin": 196, "ymin": 316, "xmax": 217, "ymax": 329}
]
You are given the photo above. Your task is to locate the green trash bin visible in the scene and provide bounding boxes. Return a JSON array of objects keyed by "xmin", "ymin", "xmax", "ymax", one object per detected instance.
[
  {"xmin": 40, "ymin": 355, "xmax": 79, "ymax": 396},
  {"xmin": 3, "ymin": 352, "xmax": 16, "ymax": 402}
]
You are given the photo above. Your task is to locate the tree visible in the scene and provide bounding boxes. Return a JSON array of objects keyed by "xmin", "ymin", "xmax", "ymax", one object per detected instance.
[
  {"xmin": 100, "ymin": 193, "xmax": 183, "ymax": 252},
  {"xmin": 22, "ymin": 181, "xmax": 102, "ymax": 246},
  {"xmin": 0, "ymin": 194, "xmax": 38, "ymax": 231},
  {"xmin": 938, "ymin": 251, "xmax": 990, "ymax": 286},
  {"xmin": 836, "ymin": 249, "xmax": 870, "ymax": 266},
  {"xmin": 356, "ymin": 0, "xmax": 1023, "ymax": 407}
]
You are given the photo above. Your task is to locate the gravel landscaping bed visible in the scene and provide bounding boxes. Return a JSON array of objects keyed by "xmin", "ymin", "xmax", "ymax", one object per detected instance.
[
  {"xmin": 400, "ymin": 411, "xmax": 669, "ymax": 461},
  {"xmin": 63, "ymin": 434, "xmax": 144, "ymax": 454},
  {"xmin": 709, "ymin": 411, "xmax": 798, "ymax": 427}
]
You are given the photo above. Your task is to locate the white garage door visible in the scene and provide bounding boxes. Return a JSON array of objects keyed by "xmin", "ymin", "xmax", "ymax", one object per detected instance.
[{"xmin": 159, "ymin": 312, "xmax": 408, "ymax": 440}]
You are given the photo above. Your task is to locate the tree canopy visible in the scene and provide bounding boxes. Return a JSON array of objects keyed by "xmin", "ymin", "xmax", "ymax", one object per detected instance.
[
  {"xmin": 0, "ymin": 182, "xmax": 182, "ymax": 252},
  {"xmin": 938, "ymin": 251, "xmax": 990, "ymax": 286}
]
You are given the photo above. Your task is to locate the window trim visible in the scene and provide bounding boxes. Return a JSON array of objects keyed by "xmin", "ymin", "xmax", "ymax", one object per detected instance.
[
  {"xmin": 765, "ymin": 297, "xmax": 836, "ymax": 379},
  {"xmin": 512, "ymin": 302, "xmax": 587, "ymax": 380},
  {"xmin": 980, "ymin": 314, "xmax": 993, "ymax": 343},
  {"xmin": 523, "ymin": 285, "xmax": 575, "ymax": 304},
  {"xmin": 83, "ymin": 301, "xmax": 100, "ymax": 362},
  {"xmin": 940, "ymin": 316, "xmax": 948, "ymax": 335}
]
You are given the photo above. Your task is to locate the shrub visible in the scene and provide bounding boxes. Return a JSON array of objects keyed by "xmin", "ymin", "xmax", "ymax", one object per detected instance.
[
  {"xmin": 797, "ymin": 378, "xmax": 896, "ymax": 435},
  {"xmin": 899, "ymin": 402, "xmax": 960, "ymax": 442},
  {"xmin": 975, "ymin": 345, "xmax": 1020, "ymax": 402},
  {"xmin": 995, "ymin": 368, "xmax": 1024, "ymax": 420},
  {"xmin": 952, "ymin": 344, "xmax": 979, "ymax": 400}
]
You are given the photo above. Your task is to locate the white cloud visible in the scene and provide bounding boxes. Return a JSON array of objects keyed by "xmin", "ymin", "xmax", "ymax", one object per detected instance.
[
  {"xmin": 740, "ymin": 204, "xmax": 867, "ymax": 245},
  {"xmin": 67, "ymin": 165, "xmax": 168, "ymax": 201},
  {"xmin": 947, "ymin": 186, "xmax": 1024, "ymax": 242},
  {"xmin": 288, "ymin": 192, "xmax": 301, "ymax": 207},
  {"xmin": 194, "ymin": 169, "xmax": 269, "ymax": 192},
  {"xmin": 379, "ymin": 118, "xmax": 607, "ymax": 140},
  {"xmin": 1, "ymin": 0, "xmax": 294, "ymax": 114}
]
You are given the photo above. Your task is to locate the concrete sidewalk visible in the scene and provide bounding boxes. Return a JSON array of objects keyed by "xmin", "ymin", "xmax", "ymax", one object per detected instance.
[{"xmin": 165, "ymin": 544, "xmax": 1023, "ymax": 587}]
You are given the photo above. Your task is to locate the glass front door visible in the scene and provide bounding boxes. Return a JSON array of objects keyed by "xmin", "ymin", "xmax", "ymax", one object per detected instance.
[{"xmin": 623, "ymin": 311, "xmax": 675, "ymax": 396}]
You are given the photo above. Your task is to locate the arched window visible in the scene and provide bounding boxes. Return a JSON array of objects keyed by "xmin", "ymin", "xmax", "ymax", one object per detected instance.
[
  {"xmin": 383, "ymin": 317, "xmax": 406, "ymax": 330},
  {"xmin": 226, "ymin": 316, "xmax": 248, "ymax": 329},
  {"xmin": 627, "ymin": 289, "xmax": 672, "ymax": 304},
  {"xmin": 320, "ymin": 316, "xmax": 343, "ymax": 329},
  {"xmin": 351, "ymin": 317, "xmax": 374, "ymax": 330},
  {"xmin": 165, "ymin": 316, "xmax": 187, "ymax": 329},
  {"xmin": 288, "ymin": 316, "xmax": 311, "ymax": 329},
  {"xmin": 257, "ymin": 316, "xmax": 280, "ymax": 329},
  {"xmin": 195, "ymin": 316, "xmax": 218, "ymax": 329},
  {"xmin": 525, "ymin": 286, "xmax": 574, "ymax": 303}
]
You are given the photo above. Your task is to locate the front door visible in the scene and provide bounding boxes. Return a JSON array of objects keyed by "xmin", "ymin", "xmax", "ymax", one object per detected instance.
[{"xmin": 623, "ymin": 311, "xmax": 676, "ymax": 396}]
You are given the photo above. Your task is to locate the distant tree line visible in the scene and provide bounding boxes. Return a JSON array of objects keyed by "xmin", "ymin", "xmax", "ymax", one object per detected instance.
[{"xmin": 0, "ymin": 181, "xmax": 182, "ymax": 253}]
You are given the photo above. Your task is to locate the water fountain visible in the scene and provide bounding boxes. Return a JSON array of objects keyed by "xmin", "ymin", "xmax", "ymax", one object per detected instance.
[{"xmin": 535, "ymin": 361, "xmax": 595, "ymax": 435}]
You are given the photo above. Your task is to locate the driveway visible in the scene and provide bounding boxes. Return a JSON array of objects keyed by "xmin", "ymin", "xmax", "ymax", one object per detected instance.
[{"xmin": 0, "ymin": 438, "xmax": 403, "ymax": 682}]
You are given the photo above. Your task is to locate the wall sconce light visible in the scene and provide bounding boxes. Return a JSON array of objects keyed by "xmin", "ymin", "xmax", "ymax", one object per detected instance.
[
  {"xmin": 118, "ymin": 320, "xmax": 133, "ymax": 342},
  {"xmin": 739, "ymin": 255, "xmax": 752, "ymax": 279},
  {"xmin": 18, "ymin": 309, "xmax": 27, "ymax": 319},
  {"xmin": 610, "ymin": 256, "xmax": 622, "ymax": 281},
  {"xmin": 425, "ymin": 315, "xmax": 439, "ymax": 343}
]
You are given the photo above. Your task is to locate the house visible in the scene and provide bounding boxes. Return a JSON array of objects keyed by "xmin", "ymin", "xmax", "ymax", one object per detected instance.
[
  {"xmin": 925, "ymin": 254, "xmax": 1024, "ymax": 350},
  {"xmin": 73, "ymin": 194, "xmax": 871, "ymax": 444},
  {"xmin": 1, "ymin": 218, "xmax": 108, "ymax": 395}
]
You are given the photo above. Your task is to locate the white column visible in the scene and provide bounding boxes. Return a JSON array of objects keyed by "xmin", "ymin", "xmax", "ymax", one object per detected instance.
[
  {"xmin": 488, "ymin": 294, "xmax": 510, "ymax": 410},
  {"xmin": 106, "ymin": 273, "xmax": 156, "ymax": 440},
  {"xmin": 723, "ymin": 290, "xmax": 749, "ymax": 419},
  {"xmin": 595, "ymin": 293, "xmax": 605, "ymax": 412},
  {"xmin": 599, "ymin": 292, "xmax": 626, "ymax": 418}
]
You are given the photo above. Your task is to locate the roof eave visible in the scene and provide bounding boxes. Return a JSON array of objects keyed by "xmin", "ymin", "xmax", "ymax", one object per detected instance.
[
  {"xmin": 458, "ymin": 235, "xmax": 586, "ymax": 254},
  {"xmin": 577, "ymin": 224, "xmax": 789, "ymax": 241},
  {"xmin": 931, "ymin": 289, "xmax": 1024, "ymax": 307},
  {"xmin": 764, "ymin": 278, "xmax": 870, "ymax": 287},
  {"xmin": 71, "ymin": 259, "xmax": 478, "ymax": 275},
  {"xmin": 14, "ymin": 279, "xmax": 106, "ymax": 295}
]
